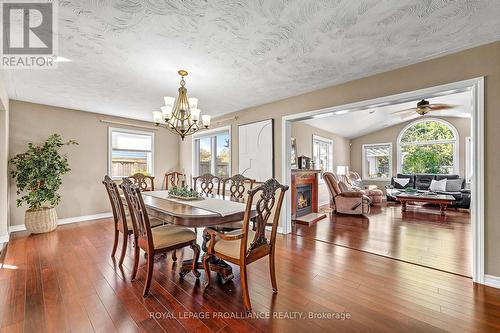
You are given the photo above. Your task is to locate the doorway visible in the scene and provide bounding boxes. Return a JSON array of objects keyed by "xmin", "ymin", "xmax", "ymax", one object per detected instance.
[{"xmin": 280, "ymin": 77, "xmax": 484, "ymax": 282}]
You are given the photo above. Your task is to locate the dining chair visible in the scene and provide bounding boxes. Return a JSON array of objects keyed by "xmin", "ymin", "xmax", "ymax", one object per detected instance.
[
  {"xmin": 193, "ymin": 173, "xmax": 221, "ymax": 195},
  {"xmin": 221, "ymin": 174, "xmax": 256, "ymax": 200},
  {"xmin": 165, "ymin": 171, "xmax": 184, "ymax": 190},
  {"xmin": 216, "ymin": 174, "xmax": 256, "ymax": 230},
  {"xmin": 203, "ymin": 178, "xmax": 289, "ymax": 311},
  {"xmin": 120, "ymin": 178, "xmax": 200, "ymax": 297},
  {"xmin": 128, "ymin": 173, "xmax": 155, "ymax": 191},
  {"xmin": 102, "ymin": 175, "xmax": 133, "ymax": 266},
  {"xmin": 103, "ymin": 176, "xmax": 164, "ymax": 266}
]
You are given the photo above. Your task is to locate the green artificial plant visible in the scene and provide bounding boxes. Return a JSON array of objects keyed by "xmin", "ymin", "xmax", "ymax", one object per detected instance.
[{"xmin": 9, "ymin": 134, "xmax": 78, "ymax": 210}]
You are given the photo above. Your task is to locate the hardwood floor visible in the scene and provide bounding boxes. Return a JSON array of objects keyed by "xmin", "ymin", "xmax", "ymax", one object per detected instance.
[
  {"xmin": 294, "ymin": 202, "xmax": 471, "ymax": 276},
  {"xmin": 2, "ymin": 217, "xmax": 499, "ymax": 333}
]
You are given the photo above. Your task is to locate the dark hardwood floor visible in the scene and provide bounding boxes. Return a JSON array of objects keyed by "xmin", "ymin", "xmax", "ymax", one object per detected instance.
[
  {"xmin": 294, "ymin": 202, "xmax": 471, "ymax": 276},
  {"xmin": 2, "ymin": 216, "xmax": 499, "ymax": 333}
]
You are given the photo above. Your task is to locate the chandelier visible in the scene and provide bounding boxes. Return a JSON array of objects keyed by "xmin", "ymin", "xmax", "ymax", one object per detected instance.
[{"xmin": 153, "ymin": 70, "xmax": 210, "ymax": 140}]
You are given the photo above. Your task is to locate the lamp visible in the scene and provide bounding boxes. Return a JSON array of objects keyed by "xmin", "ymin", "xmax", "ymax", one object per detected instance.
[{"xmin": 336, "ymin": 165, "xmax": 349, "ymax": 176}]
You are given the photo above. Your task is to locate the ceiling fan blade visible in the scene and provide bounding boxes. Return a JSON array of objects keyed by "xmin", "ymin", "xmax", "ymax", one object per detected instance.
[
  {"xmin": 429, "ymin": 104, "xmax": 457, "ymax": 110},
  {"xmin": 392, "ymin": 108, "xmax": 416, "ymax": 114}
]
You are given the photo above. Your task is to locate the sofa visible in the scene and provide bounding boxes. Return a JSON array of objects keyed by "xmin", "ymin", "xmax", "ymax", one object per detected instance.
[{"xmin": 385, "ymin": 174, "xmax": 470, "ymax": 209}]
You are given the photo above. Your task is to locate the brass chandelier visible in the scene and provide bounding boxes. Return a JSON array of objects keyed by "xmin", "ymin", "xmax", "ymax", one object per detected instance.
[{"xmin": 153, "ymin": 70, "xmax": 210, "ymax": 140}]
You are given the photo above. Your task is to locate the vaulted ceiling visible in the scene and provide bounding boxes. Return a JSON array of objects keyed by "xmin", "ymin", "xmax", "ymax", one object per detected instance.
[
  {"xmin": 4, "ymin": 0, "xmax": 500, "ymax": 121},
  {"xmin": 302, "ymin": 90, "xmax": 472, "ymax": 139}
]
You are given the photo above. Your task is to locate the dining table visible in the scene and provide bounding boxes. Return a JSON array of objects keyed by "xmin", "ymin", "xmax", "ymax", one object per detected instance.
[{"xmin": 138, "ymin": 190, "xmax": 256, "ymax": 283}]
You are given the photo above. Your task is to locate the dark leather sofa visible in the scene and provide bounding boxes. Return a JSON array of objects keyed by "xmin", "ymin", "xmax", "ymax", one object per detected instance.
[{"xmin": 386, "ymin": 173, "xmax": 471, "ymax": 209}]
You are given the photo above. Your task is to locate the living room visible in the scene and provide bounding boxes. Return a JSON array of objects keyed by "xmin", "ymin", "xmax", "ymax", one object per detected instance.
[{"xmin": 288, "ymin": 87, "xmax": 473, "ymax": 276}]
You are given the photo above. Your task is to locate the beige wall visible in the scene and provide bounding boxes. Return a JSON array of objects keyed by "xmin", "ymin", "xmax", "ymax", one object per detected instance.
[
  {"xmin": 350, "ymin": 117, "xmax": 471, "ymax": 189},
  {"xmin": 0, "ymin": 74, "xmax": 9, "ymax": 240},
  {"xmin": 291, "ymin": 121, "xmax": 350, "ymax": 205},
  {"xmin": 9, "ymin": 100, "xmax": 180, "ymax": 226},
  {"xmin": 179, "ymin": 41, "xmax": 500, "ymax": 276}
]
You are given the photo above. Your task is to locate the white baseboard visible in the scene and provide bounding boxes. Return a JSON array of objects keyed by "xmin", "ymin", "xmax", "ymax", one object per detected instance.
[
  {"xmin": 485, "ymin": 275, "xmax": 500, "ymax": 289},
  {"xmin": 319, "ymin": 200, "xmax": 330, "ymax": 207},
  {"xmin": 0, "ymin": 234, "xmax": 9, "ymax": 243},
  {"xmin": 8, "ymin": 212, "xmax": 113, "ymax": 234}
]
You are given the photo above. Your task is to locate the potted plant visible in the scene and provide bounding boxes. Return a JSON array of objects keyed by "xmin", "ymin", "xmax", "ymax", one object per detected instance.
[{"xmin": 9, "ymin": 134, "xmax": 78, "ymax": 233}]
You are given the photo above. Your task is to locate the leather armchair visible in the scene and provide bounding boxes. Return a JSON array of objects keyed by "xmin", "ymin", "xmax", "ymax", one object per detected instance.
[{"xmin": 324, "ymin": 172, "xmax": 371, "ymax": 215}]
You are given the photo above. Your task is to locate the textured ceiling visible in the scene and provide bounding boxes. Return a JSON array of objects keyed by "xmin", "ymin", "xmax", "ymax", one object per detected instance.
[
  {"xmin": 303, "ymin": 90, "xmax": 472, "ymax": 139},
  {"xmin": 4, "ymin": 0, "xmax": 500, "ymax": 121}
]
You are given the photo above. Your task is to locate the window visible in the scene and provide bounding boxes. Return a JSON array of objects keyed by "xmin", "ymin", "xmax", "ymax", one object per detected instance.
[
  {"xmin": 312, "ymin": 135, "xmax": 333, "ymax": 177},
  {"xmin": 108, "ymin": 128, "xmax": 154, "ymax": 179},
  {"xmin": 193, "ymin": 128, "xmax": 230, "ymax": 177},
  {"xmin": 362, "ymin": 143, "xmax": 392, "ymax": 180},
  {"xmin": 397, "ymin": 118, "xmax": 458, "ymax": 174}
]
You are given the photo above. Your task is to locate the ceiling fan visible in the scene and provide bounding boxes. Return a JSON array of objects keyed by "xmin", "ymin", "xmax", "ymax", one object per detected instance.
[{"xmin": 393, "ymin": 99, "xmax": 457, "ymax": 118}]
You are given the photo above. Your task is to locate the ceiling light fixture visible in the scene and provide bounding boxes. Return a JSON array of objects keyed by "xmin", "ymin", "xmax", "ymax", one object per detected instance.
[{"xmin": 152, "ymin": 70, "xmax": 210, "ymax": 140}]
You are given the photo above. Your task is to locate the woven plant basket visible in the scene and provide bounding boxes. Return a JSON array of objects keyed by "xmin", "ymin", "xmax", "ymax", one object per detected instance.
[{"xmin": 25, "ymin": 207, "xmax": 58, "ymax": 234}]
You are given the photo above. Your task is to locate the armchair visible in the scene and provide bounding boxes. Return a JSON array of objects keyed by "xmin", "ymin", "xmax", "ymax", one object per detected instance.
[
  {"xmin": 346, "ymin": 171, "xmax": 384, "ymax": 204},
  {"xmin": 324, "ymin": 172, "xmax": 371, "ymax": 215}
]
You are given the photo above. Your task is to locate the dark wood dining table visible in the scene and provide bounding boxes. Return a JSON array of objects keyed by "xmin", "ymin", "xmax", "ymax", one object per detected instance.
[{"xmin": 139, "ymin": 191, "xmax": 256, "ymax": 283}]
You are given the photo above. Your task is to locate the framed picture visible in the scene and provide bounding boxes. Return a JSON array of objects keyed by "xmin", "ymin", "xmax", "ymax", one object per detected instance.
[
  {"xmin": 238, "ymin": 119, "xmax": 274, "ymax": 182},
  {"xmin": 291, "ymin": 137, "xmax": 298, "ymax": 168}
]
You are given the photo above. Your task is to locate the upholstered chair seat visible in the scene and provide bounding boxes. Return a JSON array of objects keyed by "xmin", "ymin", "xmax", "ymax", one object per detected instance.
[
  {"xmin": 151, "ymin": 224, "xmax": 197, "ymax": 249},
  {"xmin": 219, "ymin": 220, "xmax": 244, "ymax": 230},
  {"xmin": 213, "ymin": 230, "xmax": 256, "ymax": 259}
]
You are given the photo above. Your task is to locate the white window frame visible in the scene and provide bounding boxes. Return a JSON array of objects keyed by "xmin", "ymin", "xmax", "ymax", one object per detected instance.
[
  {"xmin": 362, "ymin": 142, "xmax": 393, "ymax": 181},
  {"xmin": 192, "ymin": 125, "xmax": 231, "ymax": 177},
  {"xmin": 108, "ymin": 127, "xmax": 155, "ymax": 180},
  {"xmin": 312, "ymin": 134, "xmax": 333, "ymax": 183},
  {"xmin": 397, "ymin": 118, "xmax": 459, "ymax": 175}
]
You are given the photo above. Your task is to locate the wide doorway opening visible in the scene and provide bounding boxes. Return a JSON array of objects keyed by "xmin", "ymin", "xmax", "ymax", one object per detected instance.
[{"xmin": 280, "ymin": 78, "xmax": 484, "ymax": 281}]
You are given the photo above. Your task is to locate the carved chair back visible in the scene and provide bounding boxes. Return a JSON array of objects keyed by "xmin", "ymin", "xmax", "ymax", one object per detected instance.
[
  {"xmin": 240, "ymin": 179, "xmax": 288, "ymax": 260},
  {"xmin": 128, "ymin": 173, "xmax": 155, "ymax": 191},
  {"xmin": 102, "ymin": 175, "xmax": 128, "ymax": 232},
  {"xmin": 222, "ymin": 174, "xmax": 256, "ymax": 200},
  {"xmin": 193, "ymin": 173, "xmax": 221, "ymax": 195},
  {"xmin": 165, "ymin": 171, "xmax": 184, "ymax": 190},
  {"xmin": 120, "ymin": 178, "xmax": 154, "ymax": 251}
]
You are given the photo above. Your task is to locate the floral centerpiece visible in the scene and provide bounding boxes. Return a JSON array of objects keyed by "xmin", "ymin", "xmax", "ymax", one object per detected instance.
[{"xmin": 168, "ymin": 186, "xmax": 202, "ymax": 200}]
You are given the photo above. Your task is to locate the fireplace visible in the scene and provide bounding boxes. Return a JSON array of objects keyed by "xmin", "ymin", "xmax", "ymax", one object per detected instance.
[
  {"xmin": 296, "ymin": 184, "xmax": 313, "ymax": 217},
  {"xmin": 291, "ymin": 169, "xmax": 326, "ymax": 225}
]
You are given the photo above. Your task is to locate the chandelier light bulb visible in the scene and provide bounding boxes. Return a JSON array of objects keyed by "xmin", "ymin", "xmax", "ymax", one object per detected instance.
[
  {"xmin": 164, "ymin": 96, "xmax": 175, "ymax": 106},
  {"xmin": 188, "ymin": 97, "xmax": 198, "ymax": 109},
  {"xmin": 152, "ymin": 111, "xmax": 162, "ymax": 124},
  {"xmin": 191, "ymin": 108, "xmax": 200, "ymax": 122},
  {"xmin": 202, "ymin": 114, "xmax": 211, "ymax": 128},
  {"xmin": 161, "ymin": 105, "xmax": 172, "ymax": 120}
]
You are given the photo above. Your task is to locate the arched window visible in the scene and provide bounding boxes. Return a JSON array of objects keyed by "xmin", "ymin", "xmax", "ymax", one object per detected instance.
[{"xmin": 397, "ymin": 118, "xmax": 459, "ymax": 175}]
